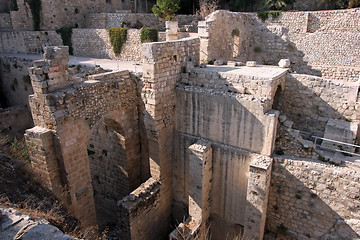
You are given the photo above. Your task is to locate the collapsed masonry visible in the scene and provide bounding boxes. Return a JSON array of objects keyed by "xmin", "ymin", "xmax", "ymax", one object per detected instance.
[{"xmin": 23, "ymin": 10, "xmax": 360, "ymax": 240}]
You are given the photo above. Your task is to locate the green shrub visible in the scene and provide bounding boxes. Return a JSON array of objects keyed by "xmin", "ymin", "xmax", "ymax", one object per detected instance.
[
  {"xmin": 140, "ymin": 28, "xmax": 158, "ymax": 43},
  {"xmin": 152, "ymin": 0, "xmax": 180, "ymax": 21},
  {"xmin": 108, "ymin": 28, "xmax": 128, "ymax": 56},
  {"xmin": 257, "ymin": 11, "xmax": 269, "ymax": 21},
  {"xmin": 26, "ymin": 0, "xmax": 42, "ymax": 31},
  {"xmin": 56, "ymin": 27, "xmax": 73, "ymax": 55}
]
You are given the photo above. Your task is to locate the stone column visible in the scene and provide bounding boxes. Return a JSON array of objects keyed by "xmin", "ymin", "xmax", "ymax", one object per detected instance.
[
  {"xmin": 188, "ymin": 139, "xmax": 212, "ymax": 237},
  {"xmin": 25, "ymin": 126, "xmax": 64, "ymax": 199},
  {"xmin": 166, "ymin": 21, "xmax": 178, "ymax": 41},
  {"xmin": 243, "ymin": 156, "xmax": 273, "ymax": 240},
  {"xmin": 198, "ymin": 21, "xmax": 210, "ymax": 64}
]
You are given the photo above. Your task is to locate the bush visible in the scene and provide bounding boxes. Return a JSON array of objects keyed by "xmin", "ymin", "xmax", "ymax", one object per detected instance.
[
  {"xmin": 140, "ymin": 28, "xmax": 158, "ymax": 43},
  {"xmin": 262, "ymin": 0, "xmax": 295, "ymax": 10},
  {"xmin": 56, "ymin": 27, "xmax": 73, "ymax": 55},
  {"xmin": 108, "ymin": 28, "xmax": 128, "ymax": 56},
  {"xmin": 152, "ymin": 0, "xmax": 180, "ymax": 21}
]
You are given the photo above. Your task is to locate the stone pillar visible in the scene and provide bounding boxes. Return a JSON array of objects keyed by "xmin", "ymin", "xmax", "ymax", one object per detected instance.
[
  {"xmin": 28, "ymin": 46, "xmax": 69, "ymax": 94},
  {"xmin": 198, "ymin": 21, "xmax": 210, "ymax": 64},
  {"xmin": 188, "ymin": 140, "xmax": 212, "ymax": 237},
  {"xmin": 166, "ymin": 21, "xmax": 178, "ymax": 41},
  {"xmin": 262, "ymin": 110, "xmax": 280, "ymax": 156},
  {"xmin": 243, "ymin": 156, "xmax": 273, "ymax": 240},
  {"xmin": 25, "ymin": 126, "xmax": 64, "ymax": 199}
]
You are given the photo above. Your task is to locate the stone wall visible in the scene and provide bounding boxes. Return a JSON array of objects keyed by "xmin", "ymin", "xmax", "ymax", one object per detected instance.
[
  {"xmin": 0, "ymin": 31, "xmax": 62, "ymax": 54},
  {"xmin": 72, "ymin": 28, "xmax": 143, "ymax": 61},
  {"xmin": 275, "ymin": 74, "xmax": 359, "ymax": 135},
  {"xmin": 140, "ymin": 37, "xmax": 200, "ymax": 239},
  {"xmin": 0, "ymin": 13, "xmax": 11, "ymax": 29},
  {"xmin": 26, "ymin": 47, "xmax": 142, "ymax": 227},
  {"xmin": 173, "ymin": 133, "xmax": 264, "ymax": 239},
  {"xmin": 200, "ymin": 9, "xmax": 360, "ymax": 81},
  {"xmin": 118, "ymin": 178, "xmax": 163, "ymax": 240},
  {"xmin": 8, "ymin": 0, "xmax": 137, "ymax": 31},
  {"xmin": 265, "ymin": 157, "xmax": 360, "ymax": 239},
  {"xmin": 0, "ymin": 105, "xmax": 33, "ymax": 134},
  {"xmin": 85, "ymin": 13, "xmax": 196, "ymax": 30},
  {"xmin": 0, "ymin": 56, "xmax": 34, "ymax": 107},
  {"xmin": 175, "ymin": 86, "xmax": 279, "ymax": 155}
]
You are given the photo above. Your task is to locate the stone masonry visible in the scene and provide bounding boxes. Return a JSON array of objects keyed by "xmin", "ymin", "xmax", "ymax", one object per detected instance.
[{"xmin": 11, "ymin": 7, "xmax": 360, "ymax": 240}]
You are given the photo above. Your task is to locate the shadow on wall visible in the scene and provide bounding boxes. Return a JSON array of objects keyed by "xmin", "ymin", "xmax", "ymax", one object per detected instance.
[
  {"xmin": 265, "ymin": 158, "xmax": 360, "ymax": 239},
  {"xmin": 273, "ymin": 74, "xmax": 359, "ymax": 136}
]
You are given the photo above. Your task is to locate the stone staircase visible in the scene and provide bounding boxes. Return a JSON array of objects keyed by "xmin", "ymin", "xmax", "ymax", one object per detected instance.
[{"xmin": 277, "ymin": 115, "xmax": 360, "ymax": 165}]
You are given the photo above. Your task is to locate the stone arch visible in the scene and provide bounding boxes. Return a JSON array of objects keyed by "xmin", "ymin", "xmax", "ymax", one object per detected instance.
[{"xmin": 87, "ymin": 112, "xmax": 141, "ymax": 228}]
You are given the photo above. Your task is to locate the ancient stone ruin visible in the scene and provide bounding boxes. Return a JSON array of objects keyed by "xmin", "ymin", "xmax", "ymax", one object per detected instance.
[{"xmin": 0, "ymin": 2, "xmax": 360, "ymax": 240}]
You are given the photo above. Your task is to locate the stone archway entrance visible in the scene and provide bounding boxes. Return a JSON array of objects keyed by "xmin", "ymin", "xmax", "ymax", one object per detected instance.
[{"xmin": 87, "ymin": 116, "xmax": 141, "ymax": 228}]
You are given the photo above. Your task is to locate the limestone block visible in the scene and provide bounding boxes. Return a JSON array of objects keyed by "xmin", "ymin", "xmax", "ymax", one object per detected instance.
[
  {"xmin": 214, "ymin": 60, "xmax": 223, "ymax": 66},
  {"xmin": 278, "ymin": 59, "xmax": 291, "ymax": 68},
  {"xmin": 246, "ymin": 61, "xmax": 257, "ymax": 67},
  {"xmin": 227, "ymin": 61, "xmax": 236, "ymax": 67}
]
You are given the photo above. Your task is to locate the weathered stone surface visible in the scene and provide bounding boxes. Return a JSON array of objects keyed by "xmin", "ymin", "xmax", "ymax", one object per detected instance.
[
  {"xmin": 0, "ymin": 207, "xmax": 72, "ymax": 240},
  {"xmin": 278, "ymin": 59, "xmax": 290, "ymax": 68}
]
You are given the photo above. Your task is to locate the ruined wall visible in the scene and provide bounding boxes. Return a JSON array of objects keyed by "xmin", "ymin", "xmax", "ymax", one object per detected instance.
[
  {"xmin": 0, "ymin": 56, "xmax": 34, "ymax": 107},
  {"xmin": 139, "ymin": 37, "xmax": 200, "ymax": 239},
  {"xmin": 265, "ymin": 158, "xmax": 360, "ymax": 239},
  {"xmin": 9, "ymin": 0, "xmax": 136, "ymax": 30},
  {"xmin": 72, "ymin": 29, "xmax": 143, "ymax": 61},
  {"xmin": 85, "ymin": 13, "xmax": 196, "ymax": 30},
  {"xmin": 201, "ymin": 9, "xmax": 360, "ymax": 81},
  {"xmin": 0, "ymin": 31, "xmax": 62, "ymax": 54},
  {"xmin": 275, "ymin": 74, "xmax": 359, "ymax": 135},
  {"xmin": 118, "ymin": 178, "xmax": 163, "ymax": 240},
  {"xmin": 26, "ymin": 47, "xmax": 143, "ymax": 227}
]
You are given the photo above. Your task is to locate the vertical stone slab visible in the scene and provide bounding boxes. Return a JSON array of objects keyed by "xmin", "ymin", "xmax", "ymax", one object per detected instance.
[
  {"xmin": 243, "ymin": 156, "xmax": 273, "ymax": 240},
  {"xmin": 25, "ymin": 126, "xmax": 64, "ymax": 200},
  {"xmin": 166, "ymin": 21, "xmax": 178, "ymax": 41},
  {"xmin": 262, "ymin": 110, "xmax": 280, "ymax": 156},
  {"xmin": 141, "ymin": 38, "xmax": 200, "ymax": 239},
  {"xmin": 188, "ymin": 139, "xmax": 212, "ymax": 237},
  {"xmin": 198, "ymin": 21, "xmax": 210, "ymax": 63}
]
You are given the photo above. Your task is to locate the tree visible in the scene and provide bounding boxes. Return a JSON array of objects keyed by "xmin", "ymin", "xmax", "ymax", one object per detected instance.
[
  {"xmin": 152, "ymin": 0, "xmax": 181, "ymax": 21},
  {"xmin": 262, "ymin": 0, "xmax": 295, "ymax": 10}
]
